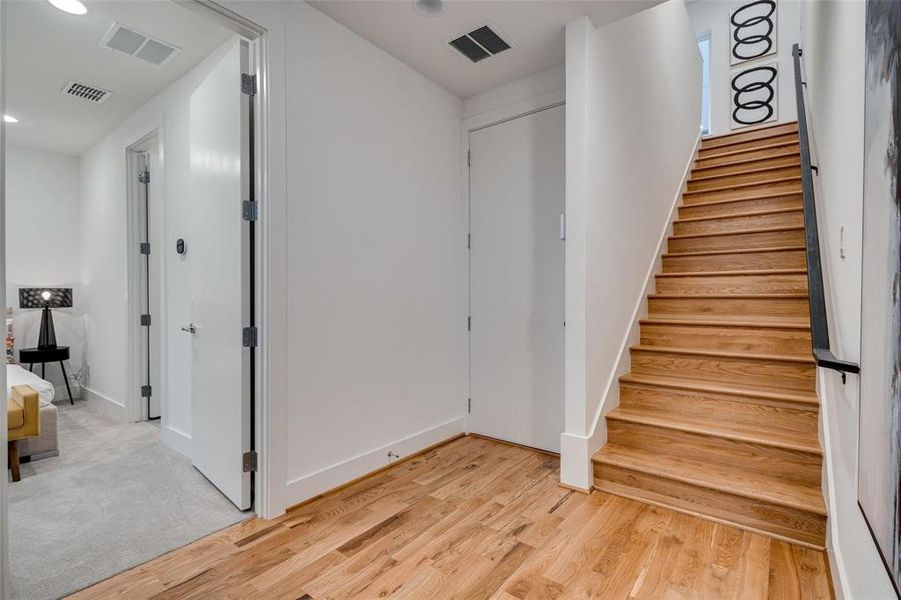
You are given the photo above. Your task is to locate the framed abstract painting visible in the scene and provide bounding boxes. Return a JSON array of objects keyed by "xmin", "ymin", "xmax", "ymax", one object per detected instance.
[{"xmin": 859, "ymin": 1, "xmax": 901, "ymax": 596}]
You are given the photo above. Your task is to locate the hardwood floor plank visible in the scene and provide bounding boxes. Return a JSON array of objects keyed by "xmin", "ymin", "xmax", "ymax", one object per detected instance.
[{"xmin": 71, "ymin": 436, "xmax": 833, "ymax": 600}]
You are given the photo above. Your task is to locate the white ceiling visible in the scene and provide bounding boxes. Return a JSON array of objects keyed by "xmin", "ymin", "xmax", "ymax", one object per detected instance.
[
  {"xmin": 5, "ymin": 0, "xmax": 235, "ymax": 156},
  {"xmin": 307, "ymin": 0, "xmax": 664, "ymax": 99}
]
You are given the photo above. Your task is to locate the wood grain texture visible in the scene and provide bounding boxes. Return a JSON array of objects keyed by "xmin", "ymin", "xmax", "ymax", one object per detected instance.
[
  {"xmin": 687, "ymin": 166, "xmax": 801, "ymax": 192},
  {"xmin": 681, "ymin": 179, "xmax": 802, "ymax": 204},
  {"xmin": 66, "ymin": 435, "xmax": 834, "ymax": 600},
  {"xmin": 667, "ymin": 228, "xmax": 806, "ymax": 253},
  {"xmin": 672, "ymin": 209, "xmax": 804, "ymax": 236},
  {"xmin": 662, "ymin": 247, "xmax": 807, "ymax": 273},
  {"xmin": 677, "ymin": 193, "xmax": 803, "ymax": 219},
  {"xmin": 638, "ymin": 319, "xmax": 812, "ymax": 355},
  {"xmin": 595, "ymin": 128, "xmax": 827, "ymax": 549},
  {"xmin": 699, "ymin": 122, "xmax": 799, "ymax": 150},
  {"xmin": 691, "ymin": 153, "xmax": 800, "ymax": 178},
  {"xmin": 695, "ymin": 142, "xmax": 801, "ymax": 169}
]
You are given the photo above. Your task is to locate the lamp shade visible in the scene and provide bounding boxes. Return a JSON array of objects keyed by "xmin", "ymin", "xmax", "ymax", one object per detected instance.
[{"xmin": 19, "ymin": 288, "xmax": 73, "ymax": 309}]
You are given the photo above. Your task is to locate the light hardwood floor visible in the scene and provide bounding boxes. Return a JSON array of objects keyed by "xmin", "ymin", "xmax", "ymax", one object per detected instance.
[{"xmin": 71, "ymin": 435, "xmax": 833, "ymax": 599}]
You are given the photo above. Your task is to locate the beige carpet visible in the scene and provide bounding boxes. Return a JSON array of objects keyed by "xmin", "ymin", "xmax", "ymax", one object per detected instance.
[{"xmin": 8, "ymin": 400, "xmax": 247, "ymax": 599}]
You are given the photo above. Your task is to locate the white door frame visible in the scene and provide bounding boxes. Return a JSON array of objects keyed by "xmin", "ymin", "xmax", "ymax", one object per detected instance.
[
  {"xmin": 0, "ymin": 1, "xmax": 273, "ymax": 594},
  {"xmin": 126, "ymin": 130, "xmax": 163, "ymax": 425},
  {"xmin": 460, "ymin": 89, "xmax": 566, "ymax": 436},
  {"xmin": 174, "ymin": 1, "xmax": 269, "ymax": 514}
]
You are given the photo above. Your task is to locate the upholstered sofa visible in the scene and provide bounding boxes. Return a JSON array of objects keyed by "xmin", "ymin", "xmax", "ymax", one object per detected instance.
[{"xmin": 8, "ymin": 384, "xmax": 40, "ymax": 481}]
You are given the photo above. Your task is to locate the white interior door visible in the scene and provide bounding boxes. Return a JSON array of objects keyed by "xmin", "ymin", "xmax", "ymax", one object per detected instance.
[
  {"xmin": 188, "ymin": 40, "xmax": 251, "ymax": 510},
  {"xmin": 469, "ymin": 105, "xmax": 565, "ymax": 453}
]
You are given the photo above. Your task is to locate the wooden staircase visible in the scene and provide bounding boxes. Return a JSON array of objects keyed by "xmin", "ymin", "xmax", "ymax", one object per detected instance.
[{"xmin": 592, "ymin": 121, "xmax": 827, "ymax": 549}]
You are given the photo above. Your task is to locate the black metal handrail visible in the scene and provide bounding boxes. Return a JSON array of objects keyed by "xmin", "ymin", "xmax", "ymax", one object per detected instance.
[{"xmin": 792, "ymin": 43, "xmax": 860, "ymax": 377}]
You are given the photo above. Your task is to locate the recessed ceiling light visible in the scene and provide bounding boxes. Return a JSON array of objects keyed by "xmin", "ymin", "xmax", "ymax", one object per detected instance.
[
  {"xmin": 3, "ymin": 115, "xmax": 19, "ymax": 124},
  {"xmin": 47, "ymin": 0, "xmax": 88, "ymax": 16},
  {"xmin": 414, "ymin": 0, "xmax": 444, "ymax": 17}
]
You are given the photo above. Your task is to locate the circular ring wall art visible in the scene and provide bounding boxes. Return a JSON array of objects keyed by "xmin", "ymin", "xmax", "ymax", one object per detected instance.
[
  {"xmin": 730, "ymin": 63, "xmax": 778, "ymax": 129},
  {"xmin": 729, "ymin": 0, "xmax": 778, "ymax": 66}
]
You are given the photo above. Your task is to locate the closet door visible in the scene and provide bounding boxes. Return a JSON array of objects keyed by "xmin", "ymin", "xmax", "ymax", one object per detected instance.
[{"xmin": 469, "ymin": 105, "xmax": 565, "ymax": 453}]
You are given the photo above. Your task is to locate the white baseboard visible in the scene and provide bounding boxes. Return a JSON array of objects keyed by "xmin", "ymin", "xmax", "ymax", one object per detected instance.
[
  {"xmin": 81, "ymin": 386, "xmax": 128, "ymax": 422},
  {"xmin": 560, "ymin": 128, "xmax": 702, "ymax": 490},
  {"xmin": 283, "ymin": 417, "xmax": 465, "ymax": 508},
  {"xmin": 161, "ymin": 424, "xmax": 191, "ymax": 459}
]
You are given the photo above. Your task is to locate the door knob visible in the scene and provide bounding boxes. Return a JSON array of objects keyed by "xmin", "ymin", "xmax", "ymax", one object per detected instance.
[{"xmin": 181, "ymin": 324, "xmax": 196, "ymax": 334}]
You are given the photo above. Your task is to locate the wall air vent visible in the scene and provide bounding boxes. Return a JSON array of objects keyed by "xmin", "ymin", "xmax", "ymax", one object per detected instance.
[
  {"xmin": 61, "ymin": 80, "xmax": 112, "ymax": 104},
  {"xmin": 448, "ymin": 24, "xmax": 512, "ymax": 63},
  {"xmin": 100, "ymin": 23, "xmax": 180, "ymax": 66}
]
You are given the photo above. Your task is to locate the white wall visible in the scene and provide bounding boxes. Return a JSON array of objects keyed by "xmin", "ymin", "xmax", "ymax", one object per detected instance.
[
  {"xmin": 5, "ymin": 145, "xmax": 83, "ymax": 397},
  {"xmin": 462, "ymin": 64, "xmax": 564, "ymax": 121},
  {"xmin": 800, "ymin": 1, "xmax": 895, "ymax": 597},
  {"xmin": 562, "ymin": 0, "xmax": 701, "ymax": 489},
  {"xmin": 79, "ymin": 39, "xmax": 236, "ymax": 454},
  {"xmin": 687, "ymin": 0, "xmax": 800, "ymax": 136},
  {"xmin": 280, "ymin": 1, "xmax": 467, "ymax": 505}
]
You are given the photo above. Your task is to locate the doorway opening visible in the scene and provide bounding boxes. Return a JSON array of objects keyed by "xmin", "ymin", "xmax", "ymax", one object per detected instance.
[
  {"xmin": 698, "ymin": 31, "xmax": 712, "ymax": 135},
  {"xmin": 127, "ymin": 134, "xmax": 162, "ymax": 423},
  {"xmin": 3, "ymin": 1, "xmax": 264, "ymax": 597}
]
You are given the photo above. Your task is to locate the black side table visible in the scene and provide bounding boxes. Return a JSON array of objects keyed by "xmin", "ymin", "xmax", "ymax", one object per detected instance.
[{"xmin": 19, "ymin": 346, "xmax": 74, "ymax": 405}]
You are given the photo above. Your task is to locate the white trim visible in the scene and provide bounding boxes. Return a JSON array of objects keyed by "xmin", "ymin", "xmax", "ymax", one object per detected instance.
[
  {"xmin": 560, "ymin": 128, "xmax": 702, "ymax": 490},
  {"xmin": 283, "ymin": 418, "xmax": 465, "ymax": 508},
  {"xmin": 162, "ymin": 424, "xmax": 192, "ymax": 458},
  {"xmin": 166, "ymin": 0, "xmax": 279, "ymax": 519},
  {"xmin": 125, "ymin": 127, "xmax": 165, "ymax": 425},
  {"xmin": 462, "ymin": 88, "xmax": 565, "ymax": 133},
  {"xmin": 81, "ymin": 385, "xmax": 129, "ymax": 422}
]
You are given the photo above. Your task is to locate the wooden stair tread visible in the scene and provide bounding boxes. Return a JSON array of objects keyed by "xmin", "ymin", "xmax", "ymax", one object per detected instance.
[
  {"xmin": 683, "ymin": 177, "xmax": 801, "ymax": 196},
  {"xmin": 701, "ymin": 121, "xmax": 798, "ymax": 143},
  {"xmin": 698, "ymin": 141, "xmax": 800, "ymax": 163},
  {"xmin": 675, "ymin": 207, "xmax": 802, "ymax": 224},
  {"xmin": 639, "ymin": 317, "xmax": 810, "ymax": 330},
  {"xmin": 593, "ymin": 445, "xmax": 826, "ymax": 516},
  {"xmin": 619, "ymin": 373, "xmax": 818, "ymax": 405},
  {"xmin": 656, "ymin": 268, "xmax": 806, "ymax": 278},
  {"xmin": 670, "ymin": 225, "xmax": 803, "ymax": 240},
  {"xmin": 631, "ymin": 344, "xmax": 815, "ymax": 364},
  {"xmin": 649, "ymin": 293, "xmax": 808, "ymax": 299},
  {"xmin": 607, "ymin": 406, "xmax": 821, "ymax": 455},
  {"xmin": 663, "ymin": 245, "xmax": 805, "ymax": 258},
  {"xmin": 681, "ymin": 191, "xmax": 802, "ymax": 210},
  {"xmin": 688, "ymin": 164, "xmax": 801, "ymax": 184},
  {"xmin": 691, "ymin": 151, "xmax": 800, "ymax": 174}
]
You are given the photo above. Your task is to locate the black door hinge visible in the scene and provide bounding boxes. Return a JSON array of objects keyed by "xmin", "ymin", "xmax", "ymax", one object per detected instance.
[
  {"xmin": 468, "ymin": 398, "xmax": 471, "ymax": 414},
  {"xmin": 242, "ymin": 326, "xmax": 258, "ymax": 348},
  {"xmin": 140, "ymin": 242, "xmax": 151, "ymax": 255},
  {"xmin": 467, "ymin": 233, "xmax": 471, "ymax": 249},
  {"xmin": 467, "ymin": 150, "xmax": 471, "ymax": 167},
  {"xmin": 243, "ymin": 450, "xmax": 258, "ymax": 472},
  {"xmin": 141, "ymin": 384, "xmax": 152, "ymax": 398},
  {"xmin": 140, "ymin": 314, "xmax": 152, "ymax": 327},
  {"xmin": 241, "ymin": 73, "xmax": 257, "ymax": 96},
  {"xmin": 467, "ymin": 316, "xmax": 471, "ymax": 331},
  {"xmin": 242, "ymin": 200, "xmax": 258, "ymax": 222}
]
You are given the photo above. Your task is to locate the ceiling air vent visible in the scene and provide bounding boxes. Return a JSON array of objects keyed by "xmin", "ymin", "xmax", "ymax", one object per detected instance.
[
  {"xmin": 61, "ymin": 80, "xmax": 112, "ymax": 104},
  {"xmin": 449, "ymin": 24, "xmax": 512, "ymax": 63},
  {"xmin": 100, "ymin": 23, "xmax": 180, "ymax": 66}
]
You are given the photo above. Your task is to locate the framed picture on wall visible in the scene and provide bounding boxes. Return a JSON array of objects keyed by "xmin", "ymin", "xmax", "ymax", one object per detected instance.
[
  {"xmin": 729, "ymin": 60, "xmax": 778, "ymax": 130},
  {"xmin": 859, "ymin": 1, "xmax": 901, "ymax": 597},
  {"xmin": 729, "ymin": 0, "xmax": 778, "ymax": 66}
]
